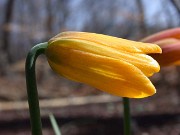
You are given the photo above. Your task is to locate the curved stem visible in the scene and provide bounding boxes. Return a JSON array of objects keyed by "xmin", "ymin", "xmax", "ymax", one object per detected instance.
[
  {"xmin": 123, "ymin": 97, "xmax": 131, "ymax": 135},
  {"xmin": 25, "ymin": 42, "xmax": 48, "ymax": 135}
]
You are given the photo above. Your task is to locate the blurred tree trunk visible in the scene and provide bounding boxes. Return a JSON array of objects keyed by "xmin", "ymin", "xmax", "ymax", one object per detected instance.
[
  {"xmin": 46, "ymin": 0, "xmax": 53, "ymax": 38},
  {"xmin": 2, "ymin": 0, "xmax": 14, "ymax": 62},
  {"xmin": 136, "ymin": 0, "xmax": 147, "ymax": 38},
  {"xmin": 1, "ymin": 0, "xmax": 14, "ymax": 75},
  {"xmin": 170, "ymin": 0, "xmax": 180, "ymax": 25},
  {"xmin": 170, "ymin": 0, "xmax": 180, "ymax": 15}
]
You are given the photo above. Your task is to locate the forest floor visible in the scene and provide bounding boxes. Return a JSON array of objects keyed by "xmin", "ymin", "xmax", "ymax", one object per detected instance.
[{"xmin": 0, "ymin": 57, "xmax": 180, "ymax": 135}]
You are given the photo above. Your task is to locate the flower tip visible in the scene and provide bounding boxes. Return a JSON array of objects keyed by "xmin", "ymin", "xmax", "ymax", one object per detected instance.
[
  {"xmin": 157, "ymin": 45, "xmax": 162, "ymax": 54},
  {"xmin": 136, "ymin": 86, "xmax": 156, "ymax": 98},
  {"xmin": 145, "ymin": 42, "xmax": 162, "ymax": 54},
  {"xmin": 147, "ymin": 86, "xmax": 156, "ymax": 97}
]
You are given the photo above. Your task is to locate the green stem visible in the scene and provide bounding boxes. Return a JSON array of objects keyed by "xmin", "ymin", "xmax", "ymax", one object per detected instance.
[
  {"xmin": 25, "ymin": 42, "xmax": 48, "ymax": 135},
  {"xmin": 123, "ymin": 97, "xmax": 131, "ymax": 135}
]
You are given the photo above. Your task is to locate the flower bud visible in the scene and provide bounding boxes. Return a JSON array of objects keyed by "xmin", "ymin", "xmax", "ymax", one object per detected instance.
[
  {"xmin": 46, "ymin": 31, "xmax": 161, "ymax": 98},
  {"xmin": 142, "ymin": 28, "xmax": 180, "ymax": 66}
]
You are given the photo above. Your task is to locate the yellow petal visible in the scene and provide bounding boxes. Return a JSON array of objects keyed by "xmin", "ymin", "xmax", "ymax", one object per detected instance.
[
  {"xmin": 49, "ymin": 35, "xmax": 160, "ymax": 77},
  {"xmin": 46, "ymin": 44, "xmax": 156, "ymax": 98},
  {"xmin": 49, "ymin": 31, "xmax": 162, "ymax": 54}
]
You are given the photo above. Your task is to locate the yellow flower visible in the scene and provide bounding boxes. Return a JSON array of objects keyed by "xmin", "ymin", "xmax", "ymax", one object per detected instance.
[
  {"xmin": 45, "ymin": 31, "xmax": 161, "ymax": 98},
  {"xmin": 141, "ymin": 28, "xmax": 180, "ymax": 66}
]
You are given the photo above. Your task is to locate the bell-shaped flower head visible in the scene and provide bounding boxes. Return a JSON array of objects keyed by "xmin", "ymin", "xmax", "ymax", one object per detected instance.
[
  {"xmin": 141, "ymin": 28, "xmax": 180, "ymax": 66},
  {"xmin": 45, "ymin": 32, "xmax": 162, "ymax": 98}
]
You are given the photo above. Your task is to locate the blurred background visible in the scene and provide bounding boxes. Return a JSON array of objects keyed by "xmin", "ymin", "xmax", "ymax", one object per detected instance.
[{"xmin": 0, "ymin": 0, "xmax": 180, "ymax": 134}]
